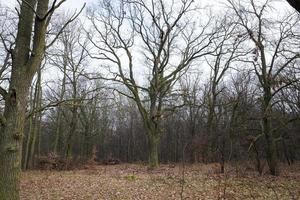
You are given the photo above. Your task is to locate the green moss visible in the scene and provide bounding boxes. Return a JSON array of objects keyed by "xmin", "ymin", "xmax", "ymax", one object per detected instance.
[
  {"xmin": 125, "ymin": 174, "xmax": 136, "ymax": 181},
  {"xmin": 0, "ymin": 115, "xmax": 6, "ymax": 126},
  {"xmin": 6, "ymin": 145, "xmax": 18, "ymax": 153}
]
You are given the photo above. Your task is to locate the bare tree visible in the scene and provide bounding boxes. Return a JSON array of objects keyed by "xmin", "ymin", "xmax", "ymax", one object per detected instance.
[
  {"xmin": 47, "ymin": 18, "xmax": 89, "ymax": 159},
  {"xmin": 87, "ymin": 0, "xmax": 215, "ymax": 168},
  {"xmin": 179, "ymin": 73, "xmax": 203, "ymax": 163},
  {"xmin": 203, "ymin": 15, "xmax": 246, "ymax": 172},
  {"xmin": 228, "ymin": 0, "xmax": 300, "ymax": 175}
]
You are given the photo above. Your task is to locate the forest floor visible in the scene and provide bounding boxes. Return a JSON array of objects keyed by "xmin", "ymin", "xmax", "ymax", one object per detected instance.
[{"xmin": 20, "ymin": 162, "xmax": 300, "ymax": 200}]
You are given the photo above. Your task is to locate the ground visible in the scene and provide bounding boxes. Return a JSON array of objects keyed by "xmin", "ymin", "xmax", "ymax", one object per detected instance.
[{"xmin": 21, "ymin": 163, "xmax": 300, "ymax": 200}]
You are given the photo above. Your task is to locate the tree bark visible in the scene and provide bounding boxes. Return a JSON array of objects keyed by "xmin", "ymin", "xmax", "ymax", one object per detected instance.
[
  {"xmin": 28, "ymin": 70, "xmax": 42, "ymax": 169},
  {"xmin": 65, "ymin": 105, "xmax": 78, "ymax": 159},
  {"xmin": 262, "ymin": 89, "xmax": 278, "ymax": 176},
  {"xmin": 148, "ymin": 133, "xmax": 160, "ymax": 169},
  {"xmin": 0, "ymin": 0, "xmax": 49, "ymax": 198},
  {"xmin": 0, "ymin": 80, "xmax": 29, "ymax": 200},
  {"xmin": 23, "ymin": 87, "xmax": 34, "ymax": 170}
]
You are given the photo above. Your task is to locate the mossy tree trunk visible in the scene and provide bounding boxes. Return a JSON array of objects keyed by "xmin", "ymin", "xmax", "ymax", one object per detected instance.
[
  {"xmin": 0, "ymin": 78, "xmax": 30, "ymax": 200},
  {"xmin": 147, "ymin": 128, "xmax": 160, "ymax": 169},
  {"xmin": 0, "ymin": 0, "xmax": 68, "ymax": 198}
]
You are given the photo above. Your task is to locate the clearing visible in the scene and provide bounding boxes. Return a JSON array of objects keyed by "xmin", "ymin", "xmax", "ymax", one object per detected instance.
[{"xmin": 21, "ymin": 163, "xmax": 300, "ymax": 200}]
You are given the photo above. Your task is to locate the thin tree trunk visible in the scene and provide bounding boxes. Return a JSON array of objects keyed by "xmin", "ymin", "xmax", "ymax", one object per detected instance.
[
  {"xmin": 253, "ymin": 143, "xmax": 263, "ymax": 175},
  {"xmin": 36, "ymin": 110, "xmax": 42, "ymax": 158},
  {"xmin": 28, "ymin": 70, "xmax": 42, "ymax": 169},
  {"xmin": 65, "ymin": 106, "xmax": 78, "ymax": 159},
  {"xmin": 53, "ymin": 48, "xmax": 67, "ymax": 154},
  {"xmin": 36, "ymin": 73, "xmax": 43, "ymax": 158},
  {"xmin": 23, "ymin": 87, "xmax": 34, "ymax": 170},
  {"xmin": 23, "ymin": 116, "xmax": 32, "ymax": 169}
]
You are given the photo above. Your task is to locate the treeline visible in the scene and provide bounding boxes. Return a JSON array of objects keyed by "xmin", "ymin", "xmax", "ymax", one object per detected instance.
[{"xmin": 36, "ymin": 70, "xmax": 300, "ymax": 173}]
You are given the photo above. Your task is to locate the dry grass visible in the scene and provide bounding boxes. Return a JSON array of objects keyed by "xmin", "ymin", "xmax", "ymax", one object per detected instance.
[{"xmin": 20, "ymin": 163, "xmax": 300, "ymax": 200}]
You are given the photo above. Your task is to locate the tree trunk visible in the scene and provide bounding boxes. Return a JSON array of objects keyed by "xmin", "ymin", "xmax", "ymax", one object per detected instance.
[
  {"xmin": 28, "ymin": 113, "xmax": 40, "ymax": 169},
  {"xmin": 23, "ymin": 116, "xmax": 32, "ymax": 169},
  {"xmin": 36, "ymin": 111, "xmax": 42, "ymax": 158},
  {"xmin": 65, "ymin": 106, "xmax": 78, "ymax": 159},
  {"xmin": 0, "ymin": 79, "xmax": 30, "ymax": 199},
  {"xmin": 253, "ymin": 143, "xmax": 263, "ymax": 175},
  {"xmin": 282, "ymin": 139, "xmax": 291, "ymax": 165},
  {"xmin": 23, "ymin": 87, "xmax": 34, "ymax": 169},
  {"xmin": 0, "ymin": 0, "xmax": 50, "ymax": 197},
  {"xmin": 265, "ymin": 133, "xmax": 278, "ymax": 175},
  {"xmin": 53, "ymin": 45, "xmax": 67, "ymax": 154},
  {"xmin": 27, "ymin": 70, "xmax": 42, "ymax": 169},
  {"xmin": 219, "ymin": 140, "xmax": 226, "ymax": 174},
  {"xmin": 148, "ymin": 133, "xmax": 160, "ymax": 169},
  {"xmin": 53, "ymin": 111, "xmax": 63, "ymax": 154},
  {"xmin": 262, "ymin": 93, "xmax": 278, "ymax": 176},
  {"xmin": 35, "ymin": 88, "xmax": 42, "ymax": 159}
]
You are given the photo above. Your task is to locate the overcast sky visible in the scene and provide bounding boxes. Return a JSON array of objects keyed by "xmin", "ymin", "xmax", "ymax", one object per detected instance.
[
  {"xmin": 1, "ymin": 0, "xmax": 292, "ymax": 14},
  {"xmin": 60, "ymin": 0, "xmax": 94, "ymax": 10},
  {"xmin": 61, "ymin": 0, "xmax": 291, "ymax": 10},
  {"xmin": 1, "ymin": 0, "xmax": 93, "ymax": 10},
  {"xmin": 0, "ymin": 0, "xmax": 295, "ymax": 85}
]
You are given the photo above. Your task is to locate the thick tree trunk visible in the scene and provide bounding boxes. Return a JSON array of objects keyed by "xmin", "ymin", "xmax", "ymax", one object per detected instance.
[
  {"xmin": 0, "ymin": 78, "xmax": 30, "ymax": 199},
  {"xmin": 0, "ymin": 0, "xmax": 70, "ymax": 196},
  {"xmin": 262, "ymin": 93, "xmax": 278, "ymax": 176},
  {"xmin": 148, "ymin": 133, "xmax": 160, "ymax": 169},
  {"xmin": 0, "ymin": 0, "xmax": 50, "ymax": 197},
  {"xmin": 265, "ymin": 131, "xmax": 278, "ymax": 175},
  {"xmin": 0, "ymin": 1, "xmax": 37, "ymax": 194},
  {"xmin": 137, "ymin": 96, "xmax": 162, "ymax": 168}
]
